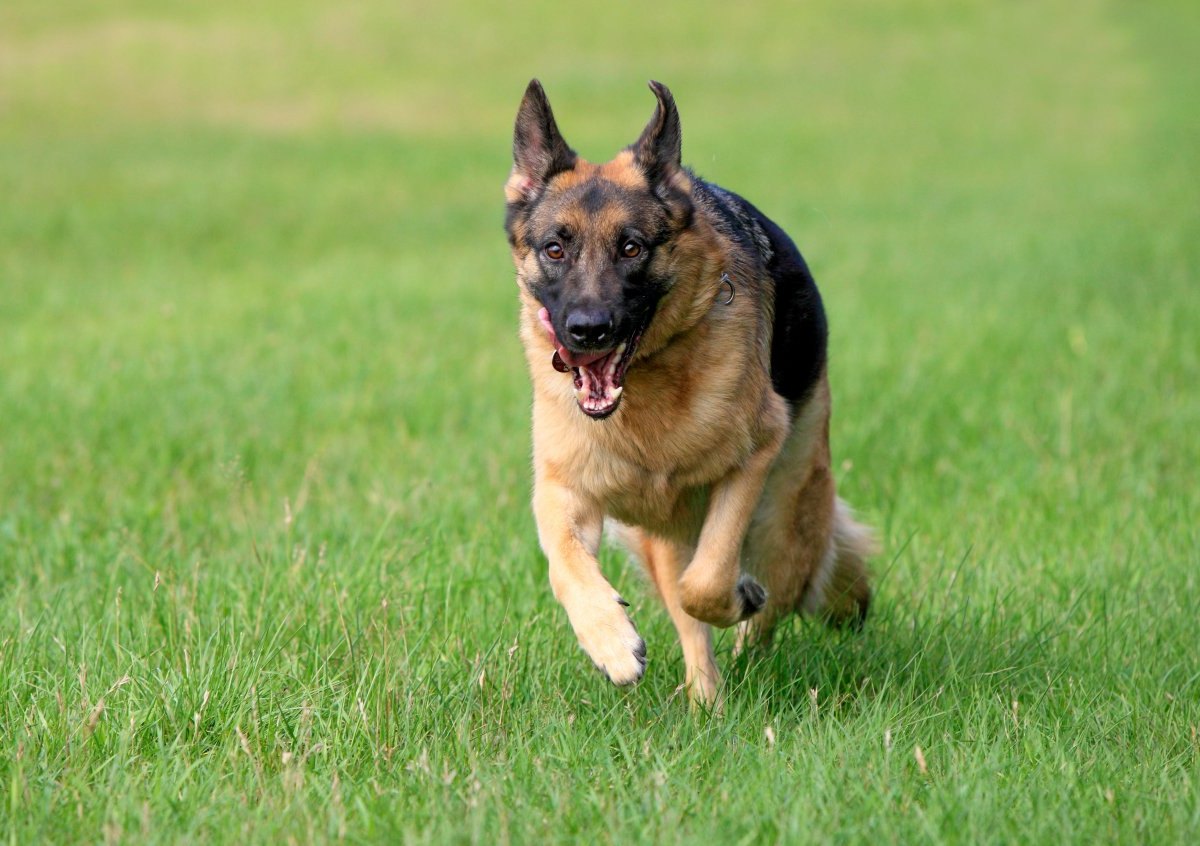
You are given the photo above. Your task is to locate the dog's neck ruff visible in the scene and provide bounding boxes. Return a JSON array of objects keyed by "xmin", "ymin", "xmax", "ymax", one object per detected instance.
[{"xmin": 691, "ymin": 178, "xmax": 775, "ymax": 266}]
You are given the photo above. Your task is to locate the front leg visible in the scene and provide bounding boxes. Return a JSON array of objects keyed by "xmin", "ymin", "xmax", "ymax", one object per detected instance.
[
  {"xmin": 533, "ymin": 471, "xmax": 647, "ymax": 685},
  {"xmin": 635, "ymin": 532, "xmax": 722, "ymax": 709},
  {"xmin": 679, "ymin": 421, "xmax": 786, "ymax": 628}
]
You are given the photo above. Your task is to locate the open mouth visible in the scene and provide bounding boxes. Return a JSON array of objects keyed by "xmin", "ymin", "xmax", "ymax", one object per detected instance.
[{"xmin": 538, "ymin": 307, "xmax": 641, "ymax": 419}]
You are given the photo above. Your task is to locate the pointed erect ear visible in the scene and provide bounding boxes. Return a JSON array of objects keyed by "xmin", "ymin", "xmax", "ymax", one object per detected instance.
[
  {"xmin": 631, "ymin": 80, "xmax": 682, "ymax": 185},
  {"xmin": 509, "ymin": 79, "xmax": 576, "ymax": 202}
]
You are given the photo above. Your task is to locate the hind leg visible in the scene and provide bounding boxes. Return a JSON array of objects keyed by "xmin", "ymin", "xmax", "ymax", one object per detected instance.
[
  {"xmin": 737, "ymin": 454, "xmax": 836, "ymax": 651},
  {"xmin": 740, "ymin": 498, "xmax": 872, "ymax": 655},
  {"xmin": 619, "ymin": 527, "xmax": 722, "ymax": 707},
  {"xmin": 737, "ymin": 377, "xmax": 872, "ymax": 649},
  {"xmin": 801, "ymin": 497, "xmax": 875, "ymax": 625}
]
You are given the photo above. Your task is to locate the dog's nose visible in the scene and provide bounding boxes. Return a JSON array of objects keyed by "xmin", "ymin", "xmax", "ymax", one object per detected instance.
[{"xmin": 565, "ymin": 308, "xmax": 615, "ymax": 348}]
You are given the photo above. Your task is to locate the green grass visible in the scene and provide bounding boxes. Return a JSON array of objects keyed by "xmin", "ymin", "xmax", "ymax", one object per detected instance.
[{"xmin": 2, "ymin": 0, "xmax": 1199, "ymax": 842}]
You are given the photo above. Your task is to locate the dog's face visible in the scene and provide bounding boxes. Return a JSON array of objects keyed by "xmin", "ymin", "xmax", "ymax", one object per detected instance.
[{"xmin": 505, "ymin": 80, "xmax": 693, "ymax": 419}]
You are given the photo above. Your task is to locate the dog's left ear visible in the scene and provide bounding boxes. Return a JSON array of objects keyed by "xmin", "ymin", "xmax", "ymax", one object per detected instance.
[{"xmin": 632, "ymin": 81, "xmax": 682, "ymax": 186}]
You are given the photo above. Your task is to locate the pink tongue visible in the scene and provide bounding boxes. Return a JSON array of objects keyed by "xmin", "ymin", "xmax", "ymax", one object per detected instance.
[
  {"xmin": 561, "ymin": 348, "xmax": 609, "ymax": 368},
  {"xmin": 538, "ymin": 307, "xmax": 612, "ymax": 368}
]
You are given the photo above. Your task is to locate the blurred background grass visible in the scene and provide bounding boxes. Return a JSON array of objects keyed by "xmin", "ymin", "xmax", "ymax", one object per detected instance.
[{"xmin": 1, "ymin": 1, "xmax": 1198, "ymax": 842}]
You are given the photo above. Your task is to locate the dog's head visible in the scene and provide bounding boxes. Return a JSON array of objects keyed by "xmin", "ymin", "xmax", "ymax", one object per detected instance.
[{"xmin": 505, "ymin": 80, "xmax": 695, "ymax": 419}]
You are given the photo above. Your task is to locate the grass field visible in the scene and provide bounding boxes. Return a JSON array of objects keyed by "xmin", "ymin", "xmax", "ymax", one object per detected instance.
[{"xmin": 2, "ymin": 1, "xmax": 1199, "ymax": 842}]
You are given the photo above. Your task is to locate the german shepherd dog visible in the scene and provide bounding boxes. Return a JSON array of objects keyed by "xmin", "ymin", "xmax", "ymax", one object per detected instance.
[{"xmin": 505, "ymin": 80, "xmax": 874, "ymax": 706}]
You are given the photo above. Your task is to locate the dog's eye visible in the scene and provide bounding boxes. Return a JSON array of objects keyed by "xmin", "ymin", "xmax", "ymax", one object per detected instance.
[
  {"xmin": 543, "ymin": 242, "xmax": 564, "ymax": 261},
  {"xmin": 622, "ymin": 240, "xmax": 642, "ymax": 259}
]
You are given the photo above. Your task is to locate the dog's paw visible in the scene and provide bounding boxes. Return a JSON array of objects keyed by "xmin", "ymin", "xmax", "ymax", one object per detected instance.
[
  {"xmin": 679, "ymin": 568, "xmax": 768, "ymax": 628},
  {"xmin": 685, "ymin": 665, "xmax": 724, "ymax": 713},
  {"xmin": 571, "ymin": 596, "xmax": 647, "ymax": 686},
  {"xmin": 736, "ymin": 575, "xmax": 767, "ymax": 619}
]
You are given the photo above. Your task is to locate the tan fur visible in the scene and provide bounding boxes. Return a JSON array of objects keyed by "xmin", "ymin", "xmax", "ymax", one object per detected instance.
[
  {"xmin": 596, "ymin": 151, "xmax": 646, "ymax": 188},
  {"xmin": 514, "ymin": 159, "xmax": 871, "ymax": 706},
  {"xmin": 609, "ymin": 523, "xmax": 721, "ymax": 707}
]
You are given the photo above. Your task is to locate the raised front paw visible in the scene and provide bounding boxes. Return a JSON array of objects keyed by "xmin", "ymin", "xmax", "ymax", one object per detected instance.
[
  {"xmin": 679, "ymin": 568, "xmax": 768, "ymax": 628},
  {"xmin": 735, "ymin": 574, "xmax": 767, "ymax": 618},
  {"xmin": 569, "ymin": 595, "xmax": 647, "ymax": 686}
]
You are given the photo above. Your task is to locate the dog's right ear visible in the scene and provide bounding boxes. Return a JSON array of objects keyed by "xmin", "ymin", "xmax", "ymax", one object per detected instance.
[{"xmin": 508, "ymin": 79, "xmax": 576, "ymax": 203}]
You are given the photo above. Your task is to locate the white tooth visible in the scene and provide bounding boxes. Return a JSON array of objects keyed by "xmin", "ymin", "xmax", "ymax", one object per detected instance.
[
  {"xmin": 576, "ymin": 386, "xmax": 589, "ymax": 404},
  {"xmin": 610, "ymin": 343, "xmax": 626, "ymax": 378},
  {"xmin": 610, "ymin": 386, "xmax": 623, "ymax": 401}
]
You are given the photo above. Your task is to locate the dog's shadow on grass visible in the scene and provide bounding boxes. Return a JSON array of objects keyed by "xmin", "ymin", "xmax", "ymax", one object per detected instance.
[{"xmin": 715, "ymin": 587, "xmax": 1086, "ymax": 715}]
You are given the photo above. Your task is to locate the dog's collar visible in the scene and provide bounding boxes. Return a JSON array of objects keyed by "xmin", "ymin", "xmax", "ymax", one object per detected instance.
[{"xmin": 716, "ymin": 272, "xmax": 735, "ymax": 305}]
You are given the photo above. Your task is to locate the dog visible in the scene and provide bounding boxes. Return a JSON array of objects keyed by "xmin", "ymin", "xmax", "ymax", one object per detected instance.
[{"xmin": 504, "ymin": 79, "xmax": 874, "ymax": 706}]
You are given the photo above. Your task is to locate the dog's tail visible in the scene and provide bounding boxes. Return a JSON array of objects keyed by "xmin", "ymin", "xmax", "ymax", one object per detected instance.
[{"xmin": 800, "ymin": 497, "xmax": 877, "ymax": 626}]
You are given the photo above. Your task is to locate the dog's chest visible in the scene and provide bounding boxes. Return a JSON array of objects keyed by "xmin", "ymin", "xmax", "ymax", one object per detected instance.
[
  {"xmin": 595, "ymin": 456, "xmax": 709, "ymax": 536},
  {"xmin": 579, "ymin": 414, "xmax": 754, "ymax": 533}
]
